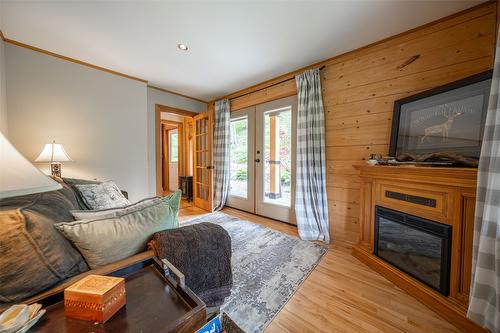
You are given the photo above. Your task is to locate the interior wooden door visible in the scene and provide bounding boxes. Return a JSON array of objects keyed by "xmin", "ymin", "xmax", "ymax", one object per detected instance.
[{"xmin": 193, "ymin": 111, "xmax": 213, "ymax": 211}]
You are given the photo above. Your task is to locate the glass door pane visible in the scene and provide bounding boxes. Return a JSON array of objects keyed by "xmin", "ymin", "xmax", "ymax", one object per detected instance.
[
  {"xmin": 226, "ymin": 107, "xmax": 255, "ymax": 213},
  {"xmin": 263, "ymin": 108, "xmax": 292, "ymax": 207},
  {"xmin": 229, "ymin": 117, "xmax": 248, "ymax": 198}
]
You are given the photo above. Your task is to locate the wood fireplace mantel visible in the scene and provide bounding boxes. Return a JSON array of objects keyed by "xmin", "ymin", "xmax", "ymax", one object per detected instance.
[{"xmin": 352, "ymin": 165, "xmax": 484, "ymax": 333}]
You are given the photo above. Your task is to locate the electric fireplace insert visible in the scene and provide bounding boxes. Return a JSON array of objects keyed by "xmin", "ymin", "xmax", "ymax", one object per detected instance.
[{"xmin": 374, "ymin": 206, "xmax": 452, "ymax": 295}]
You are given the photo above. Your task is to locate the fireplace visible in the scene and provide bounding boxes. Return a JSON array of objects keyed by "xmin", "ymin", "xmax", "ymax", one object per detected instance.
[{"xmin": 374, "ymin": 206, "xmax": 452, "ymax": 295}]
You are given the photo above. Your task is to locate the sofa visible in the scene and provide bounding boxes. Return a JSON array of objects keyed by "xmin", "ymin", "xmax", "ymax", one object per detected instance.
[{"xmin": 0, "ymin": 177, "xmax": 231, "ymax": 312}]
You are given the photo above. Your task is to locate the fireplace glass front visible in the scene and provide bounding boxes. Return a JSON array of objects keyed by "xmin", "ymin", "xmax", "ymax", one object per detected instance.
[{"xmin": 375, "ymin": 206, "xmax": 452, "ymax": 295}]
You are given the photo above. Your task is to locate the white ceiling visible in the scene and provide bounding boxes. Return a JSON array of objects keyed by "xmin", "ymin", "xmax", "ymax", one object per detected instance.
[{"xmin": 1, "ymin": 1, "xmax": 483, "ymax": 102}]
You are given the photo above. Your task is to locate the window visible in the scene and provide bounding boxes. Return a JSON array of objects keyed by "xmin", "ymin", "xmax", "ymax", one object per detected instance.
[{"xmin": 170, "ymin": 132, "xmax": 178, "ymax": 162}]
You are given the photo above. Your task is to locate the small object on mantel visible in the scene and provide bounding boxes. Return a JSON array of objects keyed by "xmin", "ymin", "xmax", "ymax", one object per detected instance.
[
  {"xmin": 397, "ymin": 152, "xmax": 478, "ymax": 167},
  {"xmin": 366, "ymin": 152, "xmax": 476, "ymax": 167},
  {"xmin": 367, "ymin": 154, "xmax": 379, "ymax": 166},
  {"xmin": 64, "ymin": 274, "xmax": 126, "ymax": 324}
]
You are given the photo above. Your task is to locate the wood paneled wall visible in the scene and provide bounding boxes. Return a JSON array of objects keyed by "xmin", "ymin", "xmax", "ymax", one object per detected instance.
[{"xmin": 208, "ymin": 2, "xmax": 497, "ymax": 246}]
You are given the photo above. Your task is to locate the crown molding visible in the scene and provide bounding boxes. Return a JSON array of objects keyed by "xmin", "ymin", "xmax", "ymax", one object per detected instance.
[{"xmin": 1, "ymin": 32, "xmax": 207, "ymax": 104}]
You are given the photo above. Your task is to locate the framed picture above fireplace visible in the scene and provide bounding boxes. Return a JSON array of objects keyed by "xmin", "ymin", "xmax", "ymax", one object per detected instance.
[{"xmin": 389, "ymin": 70, "xmax": 492, "ymax": 159}]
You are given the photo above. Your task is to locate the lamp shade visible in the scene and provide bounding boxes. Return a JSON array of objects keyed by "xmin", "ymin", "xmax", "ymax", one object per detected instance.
[
  {"xmin": 0, "ymin": 132, "xmax": 62, "ymax": 199},
  {"xmin": 35, "ymin": 142, "xmax": 72, "ymax": 162}
]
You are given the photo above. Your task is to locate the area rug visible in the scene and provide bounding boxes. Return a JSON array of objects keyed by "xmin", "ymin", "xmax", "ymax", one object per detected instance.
[{"xmin": 183, "ymin": 212, "xmax": 328, "ymax": 333}]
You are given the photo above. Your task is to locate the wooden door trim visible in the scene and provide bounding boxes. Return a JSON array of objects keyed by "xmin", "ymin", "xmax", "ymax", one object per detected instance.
[
  {"xmin": 155, "ymin": 104, "xmax": 195, "ymax": 196},
  {"xmin": 156, "ymin": 104, "xmax": 199, "ymax": 118},
  {"xmin": 162, "ymin": 125, "xmax": 170, "ymax": 193}
]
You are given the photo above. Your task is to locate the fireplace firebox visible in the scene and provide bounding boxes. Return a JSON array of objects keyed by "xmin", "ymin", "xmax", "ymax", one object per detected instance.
[{"xmin": 374, "ymin": 206, "xmax": 452, "ymax": 295}]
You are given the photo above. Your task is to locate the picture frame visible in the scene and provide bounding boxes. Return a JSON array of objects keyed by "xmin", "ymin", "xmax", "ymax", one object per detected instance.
[{"xmin": 389, "ymin": 70, "xmax": 493, "ymax": 159}]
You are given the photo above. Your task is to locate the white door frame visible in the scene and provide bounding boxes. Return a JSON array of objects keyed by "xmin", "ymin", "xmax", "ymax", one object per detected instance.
[
  {"xmin": 226, "ymin": 106, "xmax": 255, "ymax": 212},
  {"xmin": 255, "ymin": 96, "xmax": 297, "ymax": 224}
]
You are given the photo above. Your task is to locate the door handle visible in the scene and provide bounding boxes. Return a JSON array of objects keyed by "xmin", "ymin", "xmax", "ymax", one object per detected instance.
[
  {"xmin": 255, "ymin": 159, "xmax": 260, "ymax": 163},
  {"xmin": 206, "ymin": 166, "xmax": 215, "ymax": 170}
]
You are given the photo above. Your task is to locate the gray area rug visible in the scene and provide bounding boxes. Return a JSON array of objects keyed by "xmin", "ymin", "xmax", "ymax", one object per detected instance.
[{"xmin": 183, "ymin": 212, "xmax": 327, "ymax": 333}]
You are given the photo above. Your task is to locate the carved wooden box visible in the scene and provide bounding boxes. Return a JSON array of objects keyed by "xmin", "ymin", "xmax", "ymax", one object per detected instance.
[{"xmin": 64, "ymin": 274, "xmax": 126, "ymax": 323}]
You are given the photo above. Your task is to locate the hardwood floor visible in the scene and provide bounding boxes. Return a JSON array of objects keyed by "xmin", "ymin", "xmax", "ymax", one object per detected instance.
[{"xmin": 179, "ymin": 206, "xmax": 461, "ymax": 333}]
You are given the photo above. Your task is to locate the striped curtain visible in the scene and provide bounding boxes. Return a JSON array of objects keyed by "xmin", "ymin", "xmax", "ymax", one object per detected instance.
[
  {"xmin": 467, "ymin": 32, "xmax": 500, "ymax": 332},
  {"xmin": 294, "ymin": 68, "xmax": 330, "ymax": 243},
  {"xmin": 213, "ymin": 99, "xmax": 231, "ymax": 211}
]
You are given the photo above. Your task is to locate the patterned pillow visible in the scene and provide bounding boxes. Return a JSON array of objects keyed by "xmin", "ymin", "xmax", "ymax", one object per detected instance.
[{"xmin": 73, "ymin": 181, "xmax": 130, "ymax": 210}]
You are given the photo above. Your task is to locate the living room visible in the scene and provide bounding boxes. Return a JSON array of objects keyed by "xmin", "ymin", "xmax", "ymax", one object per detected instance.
[{"xmin": 0, "ymin": 1, "xmax": 499, "ymax": 333}]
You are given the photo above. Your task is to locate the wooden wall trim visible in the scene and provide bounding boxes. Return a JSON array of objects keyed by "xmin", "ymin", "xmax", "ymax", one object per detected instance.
[
  {"xmin": 148, "ymin": 85, "xmax": 207, "ymax": 104},
  {"xmin": 208, "ymin": 0, "xmax": 496, "ymax": 107},
  {"xmin": 4, "ymin": 37, "xmax": 148, "ymax": 83},
  {"xmin": 1, "ymin": 34, "xmax": 207, "ymax": 104}
]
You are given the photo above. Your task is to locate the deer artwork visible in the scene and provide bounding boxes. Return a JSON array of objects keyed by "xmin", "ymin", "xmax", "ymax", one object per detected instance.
[{"xmin": 420, "ymin": 112, "xmax": 463, "ymax": 144}]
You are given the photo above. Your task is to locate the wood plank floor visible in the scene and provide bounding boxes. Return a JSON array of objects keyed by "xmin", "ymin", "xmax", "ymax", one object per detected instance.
[{"xmin": 179, "ymin": 204, "xmax": 460, "ymax": 333}]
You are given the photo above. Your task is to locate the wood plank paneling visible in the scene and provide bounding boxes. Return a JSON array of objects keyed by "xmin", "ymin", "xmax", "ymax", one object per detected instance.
[{"xmin": 210, "ymin": 2, "xmax": 497, "ymax": 246}]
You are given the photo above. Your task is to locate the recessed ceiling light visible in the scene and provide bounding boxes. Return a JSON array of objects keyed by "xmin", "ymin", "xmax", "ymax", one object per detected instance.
[{"xmin": 177, "ymin": 43, "xmax": 188, "ymax": 51}]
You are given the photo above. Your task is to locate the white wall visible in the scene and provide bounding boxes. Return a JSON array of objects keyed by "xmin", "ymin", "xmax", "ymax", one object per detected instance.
[
  {"xmin": 146, "ymin": 86, "xmax": 206, "ymax": 195},
  {"xmin": 6, "ymin": 44, "xmax": 149, "ymax": 202},
  {"xmin": 0, "ymin": 38, "xmax": 7, "ymax": 136}
]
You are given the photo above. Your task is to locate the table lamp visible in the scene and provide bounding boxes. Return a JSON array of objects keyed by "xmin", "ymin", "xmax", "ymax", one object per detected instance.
[
  {"xmin": 0, "ymin": 131, "xmax": 62, "ymax": 199},
  {"xmin": 35, "ymin": 141, "xmax": 73, "ymax": 177}
]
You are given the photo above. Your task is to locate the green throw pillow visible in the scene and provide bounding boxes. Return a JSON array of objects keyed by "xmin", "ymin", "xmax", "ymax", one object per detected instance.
[{"xmin": 55, "ymin": 190, "xmax": 181, "ymax": 269}]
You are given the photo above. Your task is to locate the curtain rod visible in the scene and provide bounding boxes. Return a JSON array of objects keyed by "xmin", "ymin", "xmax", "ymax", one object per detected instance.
[{"xmin": 228, "ymin": 65, "xmax": 326, "ymax": 102}]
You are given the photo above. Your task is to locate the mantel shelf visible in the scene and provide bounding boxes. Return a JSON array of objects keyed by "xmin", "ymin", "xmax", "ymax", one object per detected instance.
[{"xmin": 354, "ymin": 165, "xmax": 478, "ymax": 188}]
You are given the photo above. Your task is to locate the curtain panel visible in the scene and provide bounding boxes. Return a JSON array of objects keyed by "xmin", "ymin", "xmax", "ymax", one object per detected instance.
[
  {"xmin": 213, "ymin": 99, "xmax": 231, "ymax": 211},
  {"xmin": 294, "ymin": 68, "xmax": 330, "ymax": 243},
  {"xmin": 468, "ymin": 32, "xmax": 500, "ymax": 332}
]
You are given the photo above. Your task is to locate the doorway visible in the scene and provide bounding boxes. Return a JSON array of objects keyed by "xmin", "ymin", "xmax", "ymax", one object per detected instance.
[
  {"xmin": 155, "ymin": 104, "xmax": 197, "ymax": 197},
  {"xmin": 226, "ymin": 96, "xmax": 297, "ymax": 223},
  {"xmin": 161, "ymin": 122, "xmax": 181, "ymax": 194}
]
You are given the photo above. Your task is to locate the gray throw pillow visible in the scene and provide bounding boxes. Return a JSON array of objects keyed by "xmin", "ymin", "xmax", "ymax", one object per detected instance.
[
  {"xmin": 0, "ymin": 180, "xmax": 88, "ymax": 304},
  {"xmin": 55, "ymin": 190, "xmax": 181, "ymax": 269},
  {"xmin": 74, "ymin": 181, "xmax": 130, "ymax": 210}
]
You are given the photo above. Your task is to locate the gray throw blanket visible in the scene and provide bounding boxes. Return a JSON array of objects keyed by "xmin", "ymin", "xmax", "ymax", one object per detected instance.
[{"xmin": 148, "ymin": 222, "xmax": 233, "ymax": 307}]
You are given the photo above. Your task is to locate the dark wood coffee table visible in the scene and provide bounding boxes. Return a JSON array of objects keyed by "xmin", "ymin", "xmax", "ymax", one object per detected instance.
[{"xmin": 30, "ymin": 257, "xmax": 206, "ymax": 333}]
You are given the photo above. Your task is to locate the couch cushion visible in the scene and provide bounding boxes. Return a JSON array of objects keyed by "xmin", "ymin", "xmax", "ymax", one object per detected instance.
[
  {"xmin": 73, "ymin": 181, "xmax": 130, "ymax": 210},
  {"xmin": 55, "ymin": 190, "xmax": 181, "ymax": 269},
  {"xmin": 0, "ymin": 181, "xmax": 89, "ymax": 303}
]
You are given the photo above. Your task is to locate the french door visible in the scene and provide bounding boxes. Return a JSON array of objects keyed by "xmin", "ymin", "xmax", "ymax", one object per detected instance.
[
  {"xmin": 226, "ymin": 107, "xmax": 255, "ymax": 212},
  {"xmin": 193, "ymin": 111, "xmax": 213, "ymax": 211},
  {"xmin": 227, "ymin": 96, "xmax": 297, "ymax": 223}
]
